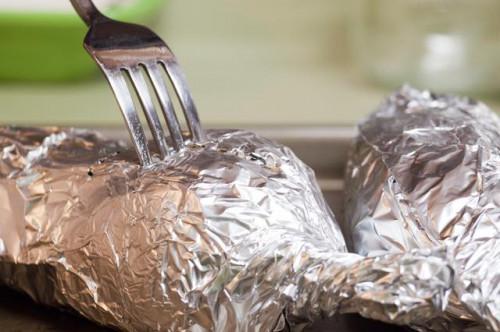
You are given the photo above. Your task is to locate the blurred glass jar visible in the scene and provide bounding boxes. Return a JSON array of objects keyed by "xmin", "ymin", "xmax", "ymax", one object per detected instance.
[{"xmin": 350, "ymin": 0, "xmax": 500, "ymax": 94}]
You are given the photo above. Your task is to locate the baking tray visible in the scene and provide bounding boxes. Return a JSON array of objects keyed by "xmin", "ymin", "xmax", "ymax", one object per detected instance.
[{"xmin": 0, "ymin": 126, "xmax": 408, "ymax": 332}]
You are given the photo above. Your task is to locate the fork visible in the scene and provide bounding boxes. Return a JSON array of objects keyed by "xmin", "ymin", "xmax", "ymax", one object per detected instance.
[{"xmin": 70, "ymin": 0, "xmax": 205, "ymax": 165}]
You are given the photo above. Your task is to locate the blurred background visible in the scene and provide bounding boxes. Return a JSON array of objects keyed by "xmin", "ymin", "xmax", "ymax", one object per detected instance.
[{"xmin": 0, "ymin": 0, "xmax": 499, "ymax": 129}]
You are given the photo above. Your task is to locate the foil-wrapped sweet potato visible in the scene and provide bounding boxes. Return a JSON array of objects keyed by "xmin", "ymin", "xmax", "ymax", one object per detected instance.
[
  {"xmin": 345, "ymin": 86, "xmax": 500, "ymax": 331},
  {"xmin": 0, "ymin": 127, "xmax": 451, "ymax": 331}
]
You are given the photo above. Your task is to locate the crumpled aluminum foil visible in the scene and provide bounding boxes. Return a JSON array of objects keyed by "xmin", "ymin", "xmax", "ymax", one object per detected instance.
[
  {"xmin": 0, "ymin": 126, "xmax": 453, "ymax": 331},
  {"xmin": 345, "ymin": 86, "xmax": 500, "ymax": 332}
]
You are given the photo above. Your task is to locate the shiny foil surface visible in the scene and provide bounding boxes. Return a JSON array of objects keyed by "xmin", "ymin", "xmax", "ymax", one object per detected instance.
[
  {"xmin": 345, "ymin": 86, "xmax": 500, "ymax": 331},
  {"xmin": 0, "ymin": 126, "xmax": 452, "ymax": 331}
]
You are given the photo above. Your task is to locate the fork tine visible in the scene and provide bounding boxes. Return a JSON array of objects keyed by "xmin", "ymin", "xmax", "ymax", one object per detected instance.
[
  {"xmin": 106, "ymin": 69, "xmax": 152, "ymax": 165},
  {"xmin": 145, "ymin": 63, "xmax": 184, "ymax": 150},
  {"xmin": 161, "ymin": 59, "xmax": 206, "ymax": 143},
  {"xmin": 128, "ymin": 67, "xmax": 170, "ymax": 159}
]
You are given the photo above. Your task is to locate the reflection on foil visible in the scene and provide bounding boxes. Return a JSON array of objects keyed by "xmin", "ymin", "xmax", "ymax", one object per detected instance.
[
  {"xmin": 345, "ymin": 86, "xmax": 500, "ymax": 331},
  {"xmin": 0, "ymin": 126, "xmax": 452, "ymax": 331}
]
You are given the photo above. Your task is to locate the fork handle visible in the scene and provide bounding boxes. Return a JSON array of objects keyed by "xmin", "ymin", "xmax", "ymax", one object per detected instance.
[{"xmin": 70, "ymin": 0, "xmax": 106, "ymax": 27}]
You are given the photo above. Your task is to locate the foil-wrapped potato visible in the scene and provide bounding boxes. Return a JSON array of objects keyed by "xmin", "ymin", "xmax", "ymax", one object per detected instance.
[
  {"xmin": 345, "ymin": 86, "xmax": 500, "ymax": 331},
  {"xmin": 0, "ymin": 127, "xmax": 452, "ymax": 331}
]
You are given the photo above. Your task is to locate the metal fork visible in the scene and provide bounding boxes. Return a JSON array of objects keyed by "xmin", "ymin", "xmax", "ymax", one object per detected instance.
[{"xmin": 70, "ymin": 0, "xmax": 205, "ymax": 165}]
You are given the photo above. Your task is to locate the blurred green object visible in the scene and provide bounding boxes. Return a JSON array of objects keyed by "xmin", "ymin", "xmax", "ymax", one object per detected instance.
[{"xmin": 0, "ymin": 0, "xmax": 165, "ymax": 82}]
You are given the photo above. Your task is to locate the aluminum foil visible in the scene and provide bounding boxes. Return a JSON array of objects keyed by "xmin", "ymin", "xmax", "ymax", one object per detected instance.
[
  {"xmin": 345, "ymin": 86, "xmax": 500, "ymax": 331},
  {"xmin": 0, "ymin": 126, "xmax": 453, "ymax": 331}
]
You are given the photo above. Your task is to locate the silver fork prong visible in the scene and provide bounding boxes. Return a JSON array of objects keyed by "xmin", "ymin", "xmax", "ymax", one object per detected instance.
[
  {"xmin": 161, "ymin": 60, "xmax": 206, "ymax": 143},
  {"xmin": 73, "ymin": 0, "xmax": 205, "ymax": 165},
  {"xmin": 106, "ymin": 69, "xmax": 152, "ymax": 165},
  {"xmin": 146, "ymin": 63, "xmax": 184, "ymax": 150},
  {"xmin": 128, "ymin": 66, "xmax": 170, "ymax": 159}
]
